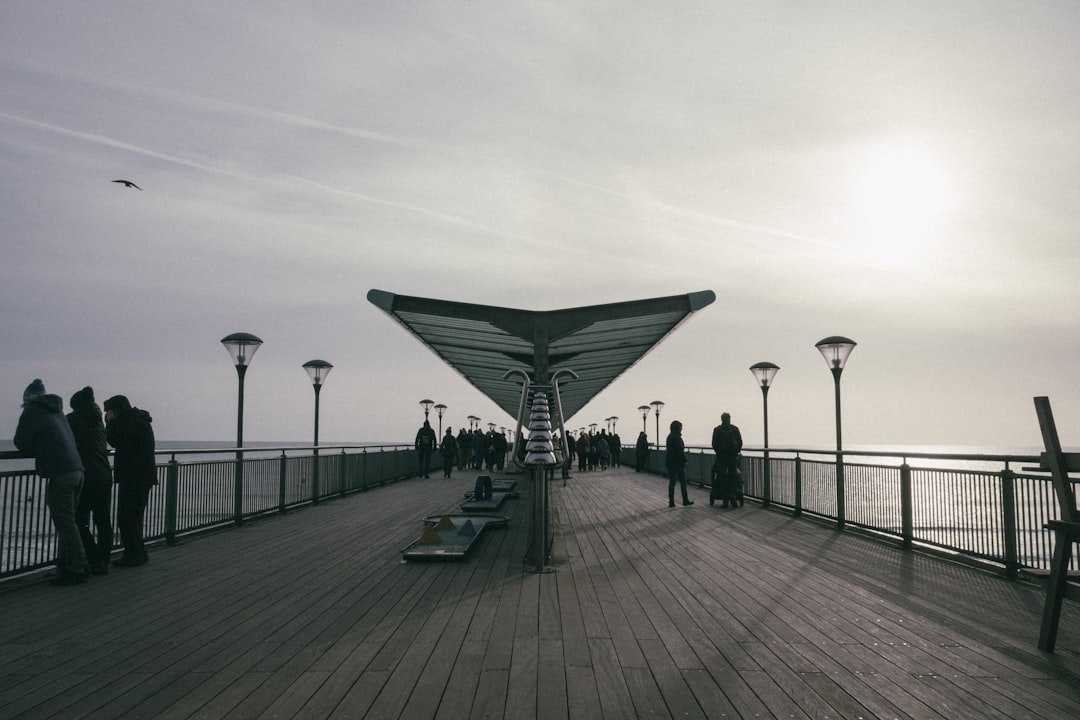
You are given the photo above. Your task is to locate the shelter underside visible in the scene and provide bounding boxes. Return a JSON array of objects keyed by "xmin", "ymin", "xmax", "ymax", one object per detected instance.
[{"xmin": 366, "ymin": 289, "xmax": 715, "ymax": 421}]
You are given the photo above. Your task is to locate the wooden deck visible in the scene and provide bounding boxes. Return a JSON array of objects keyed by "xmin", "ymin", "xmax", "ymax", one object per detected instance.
[{"xmin": 1, "ymin": 466, "xmax": 1078, "ymax": 719}]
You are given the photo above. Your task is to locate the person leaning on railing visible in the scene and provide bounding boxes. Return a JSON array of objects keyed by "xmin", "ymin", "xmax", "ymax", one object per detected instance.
[
  {"xmin": 67, "ymin": 386, "xmax": 114, "ymax": 576},
  {"xmin": 14, "ymin": 378, "xmax": 88, "ymax": 586},
  {"xmin": 104, "ymin": 395, "xmax": 156, "ymax": 568}
]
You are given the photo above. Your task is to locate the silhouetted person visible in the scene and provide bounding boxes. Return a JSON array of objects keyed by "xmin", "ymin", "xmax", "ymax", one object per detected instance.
[
  {"xmin": 711, "ymin": 412, "xmax": 743, "ymax": 508},
  {"xmin": 14, "ymin": 379, "xmax": 87, "ymax": 585},
  {"xmin": 104, "ymin": 395, "xmax": 156, "ymax": 567},
  {"xmin": 415, "ymin": 420, "xmax": 436, "ymax": 478},
  {"xmin": 68, "ymin": 386, "xmax": 113, "ymax": 575},
  {"xmin": 440, "ymin": 427, "xmax": 457, "ymax": 478},
  {"xmin": 665, "ymin": 420, "xmax": 693, "ymax": 508},
  {"xmin": 635, "ymin": 431, "xmax": 649, "ymax": 472}
]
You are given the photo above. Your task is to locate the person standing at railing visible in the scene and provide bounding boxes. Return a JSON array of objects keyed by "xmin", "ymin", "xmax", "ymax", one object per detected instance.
[
  {"xmin": 666, "ymin": 420, "xmax": 694, "ymax": 508},
  {"xmin": 415, "ymin": 420, "xmax": 436, "ymax": 478},
  {"xmin": 67, "ymin": 386, "xmax": 114, "ymax": 576},
  {"xmin": 439, "ymin": 427, "xmax": 457, "ymax": 478},
  {"xmin": 14, "ymin": 378, "xmax": 88, "ymax": 586},
  {"xmin": 635, "ymin": 431, "xmax": 649, "ymax": 472},
  {"xmin": 711, "ymin": 412, "xmax": 743, "ymax": 508},
  {"xmin": 104, "ymin": 395, "xmax": 156, "ymax": 568}
]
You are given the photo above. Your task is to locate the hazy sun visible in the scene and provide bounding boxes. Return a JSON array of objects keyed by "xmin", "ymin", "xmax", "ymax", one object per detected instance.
[{"xmin": 845, "ymin": 140, "xmax": 953, "ymax": 265}]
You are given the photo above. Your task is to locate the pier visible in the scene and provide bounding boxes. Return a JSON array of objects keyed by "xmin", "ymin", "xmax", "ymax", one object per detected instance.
[{"xmin": 2, "ymin": 464, "xmax": 1077, "ymax": 719}]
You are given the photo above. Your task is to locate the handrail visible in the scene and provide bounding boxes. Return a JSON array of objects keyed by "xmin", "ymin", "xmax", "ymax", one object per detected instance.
[
  {"xmin": 0, "ymin": 444, "xmax": 421, "ymax": 580},
  {"xmin": 0, "ymin": 443, "xmax": 414, "ymax": 462},
  {"xmin": 3, "ymin": 442, "xmax": 1071, "ymax": 584}
]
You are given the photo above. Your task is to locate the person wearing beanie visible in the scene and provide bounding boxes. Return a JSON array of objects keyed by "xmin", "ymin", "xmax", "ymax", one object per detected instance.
[
  {"xmin": 14, "ymin": 379, "xmax": 88, "ymax": 586},
  {"xmin": 104, "ymin": 394, "xmax": 156, "ymax": 567},
  {"xmin": 68, "ymin": 387, "xmax": 114, "ymax": 575}
]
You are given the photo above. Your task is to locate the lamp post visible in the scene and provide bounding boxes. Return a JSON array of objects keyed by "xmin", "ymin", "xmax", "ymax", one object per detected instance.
[
  {"xmin": 589, "ymin": 423, "xmax": 598, "ymax": 435},
  {"xmin": 419, "ymin": 399, "xmax": 434, "ymax": 421},
  {"xmin": 750, "ymin": 361, "xmax": 780, "ymax": 508},
  {"xmin": 610, "ymin": 416, "xmax": 618, "ymax": 432},
  {"xmin": 650, "ymin": 400, "xmax": 664, "ymax": 450},
  {"xmin": 221, "ymin": 332, "xmax": 263, "ymax": 525},
  {"xmin": 638, "ymin": 405, "xmax": 650, "ymax": 434},
  {"xmin": 816, "ymin": 336, "xmax": 857, "ymax": 530},
  {"xmin": 434, "ymin": 403, "xmax": 447, "ymax": 437},
  {"xmin": 303, "ymin": 359, "xmax": 333, "ymax": 503}
]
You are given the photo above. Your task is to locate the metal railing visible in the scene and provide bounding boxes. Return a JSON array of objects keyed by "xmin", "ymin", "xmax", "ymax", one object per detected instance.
[
  {"xmin": 4, "ymin": 442, "xmax": 1076, "ymax": 582},
  {"xmin": 0, "ymin": 444, "xmax": 421, "ymax": 579},
  {"xmin": 630, "ymin": 444, "xmax": 1076, "ymax": 579}
]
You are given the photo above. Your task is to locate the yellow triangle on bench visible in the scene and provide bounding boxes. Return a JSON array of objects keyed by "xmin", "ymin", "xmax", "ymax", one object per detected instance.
[
  {"xmin": 417, "ymin": 526, "xmax": 444, "ymax": 545},
  {"xmin": 434, "ymin": 515, "xmax": 457, "ymax": 531}
]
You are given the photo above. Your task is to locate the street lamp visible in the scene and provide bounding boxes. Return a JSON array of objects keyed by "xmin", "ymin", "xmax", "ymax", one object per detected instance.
[
  {"xmin": 610, "ymin": 416, "xmax": 618, "ymax": 432},
  {"xmin": 434, "ymin": 403, "xmax": 447, "ymax": 436},
  {"xmin": 303, "ymin": 359, "xmax": 333, "ymax": 503},
  {"xmin": 589, "ymin": 423, "xmax": 598, "ymax": 435},
  {"xmin": 467, "ymin": 415, "xmax": 478, "ymax": 431},
  {"xmin": 650, "ymin": 400, "xmax": 665, "ymax": 450},
  {"xmin": 638, "ymin": 405, "xmax": 650, "ymax": 434},
  {"xmin": 419, "ymin": 399, "xmax": 434, "ymax": 420},
  {"xmin": 750, "ymin": 361, "xmax": 780, "ymax": 507},
  {"xmin": 221, "ymin": 332, "xmax": 263, "ymax": 525},
  {"xmin": 816, "ymin": 336, "xmax": 857, "ymax": 530}
]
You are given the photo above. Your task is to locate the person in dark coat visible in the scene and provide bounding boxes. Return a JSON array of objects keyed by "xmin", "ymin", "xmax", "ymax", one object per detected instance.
[
  {"xmin": 68, "ymin": 387, "xmax": 114, "ymax": 574},
  {"xmin": 414, "ymin": 421, "xmax": 436, "ymax": 478},
  {"xmin": 635, "ymin": 431, "xmax": 650, "ymax": 472},
  {"xmin": 711, "ymin": 412, "xmax": 744, "ymax": 508},
  {"xmin": 610, "ymin": 432, "xmax": 622, "ymax": 467},
  {"xmin": 104, "ymin": 395, "xmax": 156, "ymax": 567},
  {"xmin": 439, "ymin": 427, "xmax": 457, "ymax": 478},
  {"xmin": 14, "ymin": 379, "xmax": 88, "ymax": 585},
  {"xmin": 665, "ymin": 420, "xmax": 693, "ymax": 508}
]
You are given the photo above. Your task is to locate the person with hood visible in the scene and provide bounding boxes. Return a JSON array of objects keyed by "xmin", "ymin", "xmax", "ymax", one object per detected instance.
[
  {"xmin": 439, "ymin": 427, "xmax": 458, "ymax": 478},
  {"xmin": 14, "ymin": 379, "xmax": 87, "ymax": 585},
  {"xmin": 635, "ymin": 431, "xmax": 650, "ymax": 472},
  {"xmin": 665, "ymin": 420, "xmax": 694, "ymax": 508},
  {"xmin": 68, "ymin": 386, "xmax": 114, "ymax": 574},
  {"xmin": 103, "ymin": 394, "xmax": 156, "ymax": 567}
]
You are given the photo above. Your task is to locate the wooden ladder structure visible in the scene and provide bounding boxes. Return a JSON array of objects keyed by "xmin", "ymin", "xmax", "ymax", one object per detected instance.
[{"xmin": 1033, "ymin": 396, "xmax": 1080, "ymax": 651}]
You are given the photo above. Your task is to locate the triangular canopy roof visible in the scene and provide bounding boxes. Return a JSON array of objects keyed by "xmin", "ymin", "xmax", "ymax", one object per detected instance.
[{"xmin": 367, "ymin": 289, "xmax": 715, "ymax": 421}]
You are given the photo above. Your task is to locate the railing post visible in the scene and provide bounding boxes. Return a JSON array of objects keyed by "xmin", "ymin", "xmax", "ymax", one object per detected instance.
[
  {"xmin": 900, "ymin": 462, "xmax": 913, "ymax": 550},
  {"xmin": 763, "ymin": 449, "xmax": 771, "ymax": 508},
  {"xmin": 1001, "ymin": 468, "xmax": 1019, "ymax": 579},
  {"xmin": 339, "ymin": 448, "xmax": 348, "ymax": 497},
  {"xmin": 312, "ymin": 448, "xmax": 320, "ymax": 505},
  {"xmin": 361, "ymin": 448, "xmax": 369, "ymax": 490},
  {"xmin": 793, "ymin": 455, "xmax": 803, "ymax": 517},
  {"xmin": 234, "ymin": 451, "xmax": 244, "ymax": 526},
  {"xmin": 165, "ymin": 458, "xmax": 179, "ymax": 546},
  {"xmin": 278, "ymin": 450, "xmax": 287, "ymax": 514}
]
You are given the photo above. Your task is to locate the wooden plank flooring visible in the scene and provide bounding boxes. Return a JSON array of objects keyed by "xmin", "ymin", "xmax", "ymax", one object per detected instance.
[{"xmin": 1, "ymin": 466, "xmax": 1078, "ymax": 719}]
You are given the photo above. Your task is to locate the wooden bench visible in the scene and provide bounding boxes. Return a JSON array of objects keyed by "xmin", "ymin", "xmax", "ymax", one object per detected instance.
[{"xmin": 1033, "ymin": 396, "xmax": 1080, "ymax": 652}]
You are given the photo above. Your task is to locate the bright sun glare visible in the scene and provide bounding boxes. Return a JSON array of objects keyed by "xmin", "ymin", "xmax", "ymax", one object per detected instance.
[{"xmin": 846, "ymin": 140, "xmax": 953, "ymax": 265}]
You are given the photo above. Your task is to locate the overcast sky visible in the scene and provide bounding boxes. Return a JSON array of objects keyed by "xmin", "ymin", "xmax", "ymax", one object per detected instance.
[{"xmin": 3, "ymin": 2, "xmax": 1079, "ymax": 450}]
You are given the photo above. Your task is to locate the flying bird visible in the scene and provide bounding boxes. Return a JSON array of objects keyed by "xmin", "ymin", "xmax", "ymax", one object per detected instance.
[{"xmin": 112, "ymin": 179, "xmax": 142, "ymax": 190}]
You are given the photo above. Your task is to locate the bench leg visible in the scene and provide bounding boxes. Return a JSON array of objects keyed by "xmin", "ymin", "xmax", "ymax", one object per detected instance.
[{"xmin": 1038, "ymin": 534, "xmax": 1073, "ymax": 652}]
